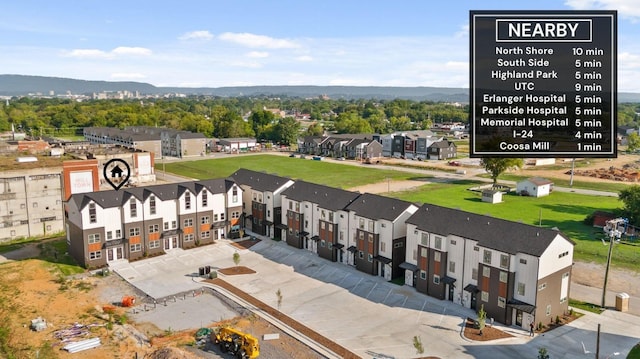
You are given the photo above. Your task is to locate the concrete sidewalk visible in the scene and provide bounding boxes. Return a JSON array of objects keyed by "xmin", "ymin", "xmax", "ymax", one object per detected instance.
[{"xmin": 110, "ymin": 236, "xmax": 640, "ymax": 359}]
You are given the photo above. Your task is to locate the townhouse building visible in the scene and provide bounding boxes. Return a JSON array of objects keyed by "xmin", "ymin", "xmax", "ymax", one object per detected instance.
[
  {"xmin": 231, "ymin": 169, "xmax": 294, "ymax": 239},
  {"xmin": 345, "ymin": 193, "xmax": 418, "ymax": 280},
  {"xmin": 404, "ymin": 204, "xmax": 574, "ymax": 330},
  {"xmin": 279, "ymin": 181, "xmax": 361, "ymax": 263},
  {"xmin": 65, "ymin": 178, "xmax": 242, "ymax": 268}
]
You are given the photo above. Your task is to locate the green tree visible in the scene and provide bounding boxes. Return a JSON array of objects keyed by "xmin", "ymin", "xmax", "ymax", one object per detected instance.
[
  {"xmin": 619, "ymin": 185, "xmax": 640, "ymax": 226},
  {"xmin": 477, "ymin": 304, "xmax": 487, "ymax": 335},
  {"xmin": 305, "ymin": 123, "xmax": 324, "ymax": 136},
  {"xmin": 272, "ymin": 117, "xmax": 300, "ymax": 146},
  {"xmin": 627, "ymin": 132, "xmax": 640, "ymax": 153},
  {"xmin": 233, "ymin": 252, "xmax": 240, "ymax": 267},
  {"xmin": 481, "ymin": 158, "xmax": 524, "ymax": 185}
]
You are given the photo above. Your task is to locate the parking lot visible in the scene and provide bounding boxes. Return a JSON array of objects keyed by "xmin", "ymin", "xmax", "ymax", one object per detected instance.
[{"xmin": 110, "ymin": 237, "xmax": 640, "ymax": 359}]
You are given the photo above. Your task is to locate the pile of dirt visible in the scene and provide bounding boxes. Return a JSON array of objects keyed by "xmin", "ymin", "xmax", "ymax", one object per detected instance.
[
  {"xmin": 147, "ymin": 347, "xmax": 200, "ymax": 359},
  {"xmin": 568, "ymin": 165, "xmax": 640, "ymax": 182}
]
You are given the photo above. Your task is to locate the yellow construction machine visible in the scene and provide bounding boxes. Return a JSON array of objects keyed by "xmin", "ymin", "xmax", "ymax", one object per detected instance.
[{"xmin": 212, "ymin": 326, "xmax": 260, "ymax": 359}]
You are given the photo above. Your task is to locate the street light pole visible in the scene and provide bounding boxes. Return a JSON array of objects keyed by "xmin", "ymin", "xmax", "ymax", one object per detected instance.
[{"xmin": 601, "ymin": 218, "xmax": 627, "ymax": 308}]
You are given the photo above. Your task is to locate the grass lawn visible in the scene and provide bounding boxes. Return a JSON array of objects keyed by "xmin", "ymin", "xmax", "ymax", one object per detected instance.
[
  {"xmin": 161, "ymin": 155, "xmax": 417, "ymax": 188},
  {"xmin": 390, "ymin": 180, "xmax": 640, "ymax": 270}
]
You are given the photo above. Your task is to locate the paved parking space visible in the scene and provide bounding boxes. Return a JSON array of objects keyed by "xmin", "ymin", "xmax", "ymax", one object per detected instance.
[{"xmin": 111, "ymin": 238, "xmax": 640, "ymax": 359}]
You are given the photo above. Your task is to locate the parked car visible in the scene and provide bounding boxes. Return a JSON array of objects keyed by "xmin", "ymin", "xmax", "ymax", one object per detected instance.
[{"xmin": 289, "ymin": 153, "xmax": 296, "ymax": 158}]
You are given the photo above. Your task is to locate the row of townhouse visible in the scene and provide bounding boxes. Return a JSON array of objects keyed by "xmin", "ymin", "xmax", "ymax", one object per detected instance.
[
  {"xmin": 65, "ymin": 168, "xmax": 574, "ymax": 330},
  {"xmin": 232, "ymin": 169, "xmax": 574, "ymax": 330},
  {"xmin": 65, "ymin": 178, "xmax": 243, "ymax": 268},
  {"xmin": 298, "ymin": 134, "xmax": 383, "ymax": 160},
  {"xmin": 298, "ymin": 132, "xmax": 457, "ymax": 161}
]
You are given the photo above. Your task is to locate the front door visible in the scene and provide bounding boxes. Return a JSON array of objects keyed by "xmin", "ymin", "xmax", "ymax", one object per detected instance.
[
  {"xmin": 448, "ymin": 284, "xmax": 454, "ymax": 302},
  {"xmin": 516, "ymin": 310, "xmax": 523, "ymax": 326},
  {"xmin": 165, "ymin": 236, "xmax": 178, "ymax": 250},
  {"xmin": 470, "ymin": 292, "xmax": 478, "ymax": 311},
  {"xmin": 106, "ymin": 246, "xmax": 123, "ymax": 262}
]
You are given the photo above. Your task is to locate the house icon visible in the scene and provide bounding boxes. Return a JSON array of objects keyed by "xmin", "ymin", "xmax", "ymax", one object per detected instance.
[{"xmin": 110, "ymin": 165, "xmax": 124, "ymax": 178}]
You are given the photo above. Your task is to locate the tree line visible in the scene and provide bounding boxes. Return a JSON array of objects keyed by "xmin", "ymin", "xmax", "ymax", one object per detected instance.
[{"xmin": 0, "ymin": 97, "xmax": 469, "ymax": 145}]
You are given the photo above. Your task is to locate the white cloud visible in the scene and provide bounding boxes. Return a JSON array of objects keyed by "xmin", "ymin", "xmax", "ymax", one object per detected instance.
[
  {"xmin": 218, "ymin": 32, "xmax": 298, "ymax": 49},
  {"xmin": 179, "ymin": 30, "xmax": 214, "ymax": 41},
  {"xmin": 111, "ymin": 47, "xmax": 152, "ymax": 56},
  {"xmin": 247, "ymin": 51, "xmax": 269, "ymax": 58},
  {"xmin": 295, "ymin": 55, "xmax": 313, "ymax": 62},
  {"xmin": 565, "ymin": 0, "xmax": 640, "ymax": 20},
  {"xmin": 63, "ymin": 46, "xmax": 152, "ymax": 59}
]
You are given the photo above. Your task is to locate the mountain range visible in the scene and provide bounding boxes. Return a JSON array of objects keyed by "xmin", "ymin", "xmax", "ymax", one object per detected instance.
[{"xmin": 2, "ymin": 74, "xmax": 640, "ymax": 102}]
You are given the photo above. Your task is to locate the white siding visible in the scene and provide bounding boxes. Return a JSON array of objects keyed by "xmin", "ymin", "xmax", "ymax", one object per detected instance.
[
  {"xmin": 447, "ymin": 235, "xmax": 465, "ymax": 305},
  {"xmin": 513, "ymin": 253, "xmax": 539, "ymax": 305},
  {"xmin": 538, "ymin": 234, "xmax": 573, "ymax": 278}
]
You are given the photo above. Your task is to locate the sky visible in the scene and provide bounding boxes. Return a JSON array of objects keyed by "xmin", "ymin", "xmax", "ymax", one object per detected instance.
[{"xmin": 2, "ymin": 0, "xmax": 640, "ymax": 91}]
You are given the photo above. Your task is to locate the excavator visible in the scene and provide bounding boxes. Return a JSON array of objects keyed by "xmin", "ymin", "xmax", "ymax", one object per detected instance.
[{"xmin": 212, "ymin": 326, "xmax": 260, "ymax": 359}]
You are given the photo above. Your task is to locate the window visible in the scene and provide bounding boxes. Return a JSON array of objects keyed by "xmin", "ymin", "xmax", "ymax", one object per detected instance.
[
  {"xmin": 420, "ymin": 247, "xmax": 427, "ymax": 257},
  {"xmin": 201, "ymin": 216, "xmax": 210, "ymax": 224},
  {"xmin": 88, "ymin": 233, "xmax": 100, "ymax": 244},
  {"xmin": 184, "ymin": 234, "xmax": 195, "ymax": 242},
  {"xmin": 368, "ymin": 234, "xmax": 373, "ymax": 243},
  {"xmin": 171, "ymin": 221, "xmax": 176, "ymax": 229},
  {"xmin": 413, "ymin": 249, "xmax": 417, "ymax": 261},
  {"xmin": 220, "ymin": 213, "xmax": 225, "ymax": 221},
  {"xmin": 481, "ymin": 291, "xmax": 489, "ymax": 302},
  {"xmin": 367, "ymin": 254, "xmax": 373, "ymax": 262},
  {"xmin": 380, "ymin": 242, "xmax": 386, "ymax": 252},
  {"xmin": 562, "ymin": 272, "xmax": 569, "ymax": 279},
  {"xmin": 500, "ymin": 254, "xmax": 509, "ymax": 269},
  {"xmin": 433, "ymin": 275, "xmax": 441, "ymax": 285},
  {"xmin": 89, "ymin": 203, "xmax": 96, "ymax": 223},
  {"xmin": 328, "ymin": 242, "xmax": 332, "ymax": 250},
  {"xmin": 115, "ymin": 229, "xmax": 121, "ymax": 238},
  {"xmin": 129, "ymin": 228, "xmax": 140, "ymax": 237},
  {"xmin": 320, "ymin": 222, "xmax": 325, "ymax": 230},
  {"xmin": 538, "ymin": 283, "xmax": 547, "ymax": 291},
  {"xmin": 359, "ymin": 232, "xmax": 364, "ymax": 240},
  {"xmin": 420, "ymin": 232, "xmax": 428, "ymax": 246},
  {"xmin": 483, "ymin": 266, "xmax": 491, "ymax": 278},
  {"xmin": 232, "ymin": 186, "xmax": 238, "ymax": 202},
  {"xmin": 434, "ymin": 236, "xmax": 442, "ymax": 249},
  {"xmin": 185, "ymin": 192, "xmax": 191, "ymax": 210},
  {"xmin": 450, "ymin": 239, "xmax": 456, "ymax": 245},
  {"xmin": 130, "ymin": 243, "xmax": 141, "ymax": 252},
  {"xmin": 329, "ymin": 212, "xmax": 333, "ymax": 221},
  {"xmin": 359, "ymin": 251, "xmax": 364, "ymax": 259},
  {"xmin": 359, "ymin": 218, "xmax": 365, "ymax": 229},
  {"xmin": 150, "ymin": 195, "xmax": 156, "ymax": 215},
  {"xmin": 393, "ymin": 242, "xmax": 402, "ymax": 248},
  {"xmin": 214, "ymin": 214, "xmax": 219, "ymax": 222},
  {"xmin": 232, "ymin": 211, "xmax": 240, "ymax": 219},
  {"xmin": 498, "ymin": 297, "xmax": 506, "ymax": 308},
  {"xmin": 320, "ymin": 240, "xmax": 325, "ymax": 247},
  {"xmin": 305, "ymin": 220, "xmax": 309, "ymax": 228},
  {"xmin": 148, "ymin": 224, "xmax": 159, "ymax": 233},
  {"xmin": 558, "ymin": 251, "xmax": 569, "ymax": 258},
  {"xmin": 546, "ymin": 304, "xmax": 551, "ymax": 316},
  {"xmin": 89, "ymin": 251, "xmax": 101, "ymax": 260},
  {"xmin": 295, "ymin": 202, "xmax": 299, "ymax": 212},
  {"xmin": 149, "ymin": 240, "xmax": 160, "ymax": 249},
  {"xmin": 560, "ymin": 296, "xmax": 567, "ymax": 303},
  {"xmin": 519, "ymin": 258, "xmax": 527, "ymax": 265},
  {"xmin": 107, "ymin": 231, "xmax": 113, "ymax": 240},
  {"xmin": 434, "ymin": 251, "xmax": 441, "ymax": 262},
  {"xmin": 130, "ymin": 199, "xmax": 137, "ymax": 218},
  {"xmin": 164, "ymin": 222, "xmax": 169, "ymax": 230},
  {"xmin": 420, "ymin": 270, "xmax": 427, "ymax": 280},
  {"xmin": 184, "ymin": 218, "xmax": 193, "ymax": 227},
  {"xmin": 517, "ymin": 282, "xmax": 526, "ymax": 296},
  {"xmin": 368, "ymin": 220, "xmax": 374, "ymax": 232},
  {"xmin": 288, "ymin": 201, "xmax": 292, "ymax": 210},
  {"xmin": 449, "ymin": 261, "xmax": 455, "ymax": 273},
  {"xmin": 483, "ymin": 250, "xmax": 491, "ymax": 264},
  {"xmin": 499, "ymin": 271, "xmax": 508, "ymax": 283},
  {"xmin": 201, "ymin": 231, "xmax": 210, "ymax": 238},
  {"xmin": 202, "ymin": 191, "xmax": 208, "ymax": 207}
]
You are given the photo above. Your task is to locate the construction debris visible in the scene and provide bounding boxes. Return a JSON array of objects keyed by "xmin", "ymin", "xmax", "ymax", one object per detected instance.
[
  {"xmin": 568, "ymin": 163, "xmax": 640, "ymax": 182},
  {"xmin": 63, "ymin": 337, "xmax": 101, "ymax": 353},
  {"xmin": 30, "ymin": 317, "xmax": 47, "ymax": 332}
]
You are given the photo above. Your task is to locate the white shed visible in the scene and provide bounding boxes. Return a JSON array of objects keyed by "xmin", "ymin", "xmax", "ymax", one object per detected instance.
[
  {"xmin": 516, "ymin": 177, "xmax": 553, "ymax": 197},
  {"xmin": 482, "ymin": 189, "xmax": 503, "ymax": 204}
]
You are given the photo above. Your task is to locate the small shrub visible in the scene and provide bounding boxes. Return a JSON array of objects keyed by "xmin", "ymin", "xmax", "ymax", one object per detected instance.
[
  {"xmin": 413, "ymin": 335, "xmax": 424, "ymax": 354},
  {"xmin": 555, "ymin": 315, "xmax": 561, "ymax": 325}
]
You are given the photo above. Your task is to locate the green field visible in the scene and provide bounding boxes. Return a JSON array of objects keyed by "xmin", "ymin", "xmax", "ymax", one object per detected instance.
[
  {"xmin": 162, "ymin": 155, "xmax": 638, "ymax": 271},
  {"xmin": 160, "ymin": 155, "xmax": 418, "ymax": 188}
]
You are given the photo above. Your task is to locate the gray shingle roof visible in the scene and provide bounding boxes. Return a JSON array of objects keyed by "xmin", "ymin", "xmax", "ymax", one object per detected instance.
[
  {"xmin": 406, "ymin": 204, "xmax": 574, "ymax": 257},
  {"xmin": 281, "ymin": 181, "xmax": 361, "ymax": 211},
  {"xmin": 231, "ymin": 169, "xmax": 291, "ymax": 192},
  {"xmin": 345, "ymin": 193, "xmax": 414, "ymax": 222}
]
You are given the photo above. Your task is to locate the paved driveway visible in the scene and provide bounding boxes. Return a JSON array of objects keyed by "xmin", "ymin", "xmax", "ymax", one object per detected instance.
[{"xmin": 111, "ymin": 238, "xmax": 640, "ymax": 359}]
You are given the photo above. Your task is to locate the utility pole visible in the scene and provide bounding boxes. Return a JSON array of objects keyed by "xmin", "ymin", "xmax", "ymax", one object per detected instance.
[
  {"xmin": 601, "ymin": 218, "xmax": 627, "ymax": 308},
  {"xmin": 595, "ymin": 323, "xmax": 600, "ymax": 359}
]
